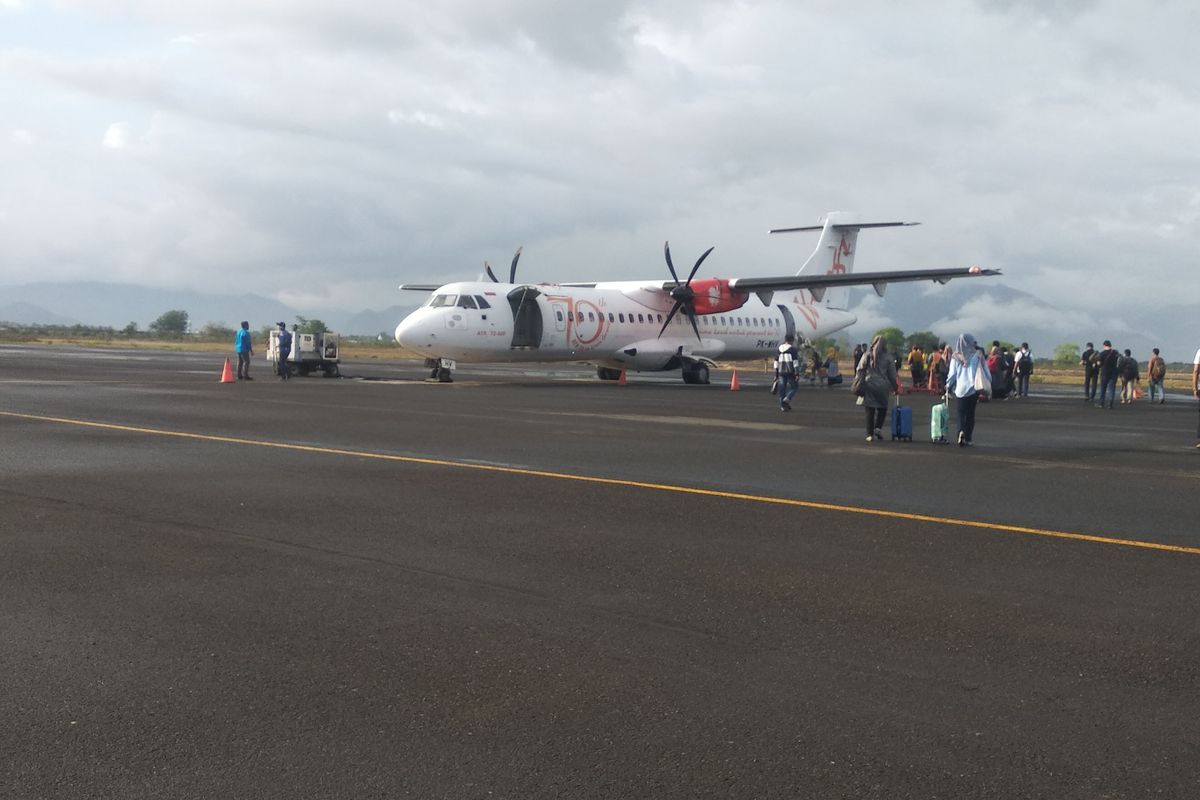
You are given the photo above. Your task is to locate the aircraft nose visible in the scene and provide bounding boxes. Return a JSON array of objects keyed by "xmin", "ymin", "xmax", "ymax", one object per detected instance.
[
  {"xmin": 394, "ymin": 314, "xmax": 433, "ymax": 355},
  {"xmin": 393, "ymin": 311, "xmax": 441, "ymax": 355}
]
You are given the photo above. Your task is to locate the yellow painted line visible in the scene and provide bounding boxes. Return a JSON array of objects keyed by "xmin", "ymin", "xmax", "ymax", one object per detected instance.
[{"xmin": 4, "ymin": 409, "xmax": 1199, "ymax": 557}]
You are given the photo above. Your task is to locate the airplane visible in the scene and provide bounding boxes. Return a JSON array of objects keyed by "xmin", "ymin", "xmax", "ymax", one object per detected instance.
[{"xmin": 393, "ymin": 211, "xmax": 1000, "ymax": 384}]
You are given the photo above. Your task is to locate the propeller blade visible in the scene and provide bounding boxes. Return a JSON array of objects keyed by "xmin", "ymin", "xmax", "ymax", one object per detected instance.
[
  {"xmin": 509, "ymin": 246, "xmax": 523, "ymax": 284},
  {"xmin": 685, "ymin": 246, "xmax": 715, "ymax": 284},
  {"xmin": 663, "ymin": 241, "xmax": 680, "ymax": 285},
  {"xmin": 684, "ymin": 307, "xmax": 702, "ymax": 341},
  {"xmin": 658, "ymin": 301, "xmax": 683, "ymax": 338},
  {"xmin": 485, "ymin": 261, "xmax": 498, "ymax": 283}
]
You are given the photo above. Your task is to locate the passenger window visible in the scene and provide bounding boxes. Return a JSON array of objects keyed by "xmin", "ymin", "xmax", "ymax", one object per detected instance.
[
  {"xmin": 638, "ymin": 314, "xmax": 645, "ymax": 323},
  {"xmin": 576, "ymin": 312, "xmax": 584, "ymax": 323},
  {"xmin": 619, "ymin": 313, "xmax": 626, "ymax": 323},
  {"xmin": 556, "ymin": 310, "xmax": 564, "ymax": 321},
  {"xmin": 475, "ymin": 295, "xmax": 491, "ymax": 309},
  {"xmin": 588, "ymin": 312, "xmax": 595, "ymax": 322},
  {"xmin": 608, "ymin": 313, "xmax": 615, "ymax": 322},
  {"xmin": 457, "ymin": 296, "xmax": 477, "ymax": 309}
]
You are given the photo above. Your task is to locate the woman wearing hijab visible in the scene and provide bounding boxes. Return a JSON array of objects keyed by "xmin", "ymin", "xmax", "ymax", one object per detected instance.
[
  {"xmin": 855, "ymin": 335, "xmax": 897, "ymax": 442},
  {"xmin": 945, "ymin": 333, "xmax": 987, "ymax": 446}
]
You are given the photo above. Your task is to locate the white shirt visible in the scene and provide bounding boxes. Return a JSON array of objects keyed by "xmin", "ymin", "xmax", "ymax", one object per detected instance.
[{"xmin": 1193, "ymin": 348, "xmax": 1200, "ymax": 366}]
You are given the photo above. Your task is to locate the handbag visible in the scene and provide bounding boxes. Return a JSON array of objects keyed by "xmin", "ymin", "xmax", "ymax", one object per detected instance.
[
  {"xmin": 850, "ymin": 368, "xmax": 866, "ymax": 397},
  {"xmin": 770, "ymin": 377, "xmax": 779, "ymax": 395},
  {"xmin": 973, "ymin": 362, "xmax": 992, "ymax": 394}
]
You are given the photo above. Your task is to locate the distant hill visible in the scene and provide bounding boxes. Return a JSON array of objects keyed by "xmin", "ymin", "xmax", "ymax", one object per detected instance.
[
  {"xmin": 0, "ymin": 282, "xmax": 420, "ymax": 337},
  {"xmin": 2, "ymin": 279, "xmax": 1190, "ymax": 358},
  {"xmin": 842, "ymin": 280, "xmax": 1191, "ymax": 360},
  {"xmin": 0, "ymin": 301, "xmax": 79, "ymax": 326}
]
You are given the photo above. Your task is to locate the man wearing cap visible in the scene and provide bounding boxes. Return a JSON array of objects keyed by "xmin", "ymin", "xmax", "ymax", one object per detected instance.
[{"xmin": 276, "ymin": 322, "xmax": 293, "ymax": 381}]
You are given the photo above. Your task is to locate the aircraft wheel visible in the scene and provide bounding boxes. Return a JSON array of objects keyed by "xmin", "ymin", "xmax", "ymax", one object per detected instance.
[
  {"xmin": 436, "ymin": 367, "xmax": 453, "ymax": 383},
  {"xmin": 597, "ymin": 367, "xmax": 621, "ymax": 381}
]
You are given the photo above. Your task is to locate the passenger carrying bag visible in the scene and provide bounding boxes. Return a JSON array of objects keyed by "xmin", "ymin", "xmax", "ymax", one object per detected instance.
[{"xmin": 850, "ymin": 368, "xmax": 866, "ymax": 397}]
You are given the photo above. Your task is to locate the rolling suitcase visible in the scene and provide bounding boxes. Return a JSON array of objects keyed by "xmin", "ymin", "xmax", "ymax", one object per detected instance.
[
  {"xmin": 891, "ymin": 396, "xmax": 913, "ymax": 441},
  {"xmin": 930, "ymin": 397, "xmax": 949, "ymax": 444}
]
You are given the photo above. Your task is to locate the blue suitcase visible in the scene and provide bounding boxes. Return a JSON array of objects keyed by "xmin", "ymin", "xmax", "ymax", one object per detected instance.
[{"xmin": 891, "ymin": 398, "xmax": 913, "ymax": 441}]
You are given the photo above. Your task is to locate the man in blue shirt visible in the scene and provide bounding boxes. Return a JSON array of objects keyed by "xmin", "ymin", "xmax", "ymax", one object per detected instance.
[{"xmin": 234, "ymin": 321, "xmax": 254, "ymax": 380}]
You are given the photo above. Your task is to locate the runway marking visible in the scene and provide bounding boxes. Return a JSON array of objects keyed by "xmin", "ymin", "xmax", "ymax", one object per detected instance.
[
  {"xmin": 538, "ymin": 411, "xmax": 799, "ymax": 432},
  {"xmin": 4, "ymin": 409, "xmax": 1199, "ymax": 557}
]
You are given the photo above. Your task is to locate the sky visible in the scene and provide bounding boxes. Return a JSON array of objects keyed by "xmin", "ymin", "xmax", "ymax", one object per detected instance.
[{"xmin": 2, "ymin": 0, "xmax": 1198, "ymax": 352}]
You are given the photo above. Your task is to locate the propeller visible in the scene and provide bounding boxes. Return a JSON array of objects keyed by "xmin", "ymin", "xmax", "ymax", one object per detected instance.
[
  {"xmin": 658, "ymin": 241, "xmax": 714, "ymax": 341},
  {"xmin": 484, "ymin": 247, "xmax": 523, "ymax": 283}
]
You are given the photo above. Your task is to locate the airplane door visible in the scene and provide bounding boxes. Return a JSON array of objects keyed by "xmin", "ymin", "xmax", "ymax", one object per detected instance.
[
  {"xmin": 507, "ymin": 286, "xmax": 543, "ymax": 348},
  {"xmin": 776, "ymin": 304, "xmax": 796, "ymax": 342}
]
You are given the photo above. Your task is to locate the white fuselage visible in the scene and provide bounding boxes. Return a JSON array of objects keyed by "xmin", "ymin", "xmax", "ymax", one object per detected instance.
[{"xmin": 394, "ymin": 280, "xmax": 856, "ymax": 372}]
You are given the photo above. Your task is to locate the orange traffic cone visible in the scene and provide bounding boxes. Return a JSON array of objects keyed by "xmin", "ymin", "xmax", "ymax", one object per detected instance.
[
  {"xmin": 220, "ymin": 358, "xmax": 235, "ymax": 384},
  {"xmin": 729, "ymin": 370, "xmax": 741, "ymax": 391},
  {"xmin": 618, "ymin": 369, "xmax": 627, "ymax": 385}
]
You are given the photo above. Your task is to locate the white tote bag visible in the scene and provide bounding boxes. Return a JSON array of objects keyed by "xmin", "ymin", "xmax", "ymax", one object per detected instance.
[{"xmin": 973, "ymin": 360, "xmax": 992, "ymax": 394}]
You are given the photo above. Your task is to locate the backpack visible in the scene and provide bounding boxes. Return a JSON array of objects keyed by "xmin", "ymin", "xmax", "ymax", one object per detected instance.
[
  {"xmin": 777, "ymin": 347, "xmax": 797, "ymax": 376},
  {"xmin": 1150, "ymin": 357, "xmax": 1165, "ymax": 380}
]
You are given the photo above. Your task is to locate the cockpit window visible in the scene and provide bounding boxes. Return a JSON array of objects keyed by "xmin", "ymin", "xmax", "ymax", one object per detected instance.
[
  {"xmin": 429, "ymin": 294, "xmax": 457, "ymax": 308},
  {"xmin": 457, "ymin": 295, "xmax": 478, "ymax": 309},
  {"xmin": 474, "ymin": 295, "xmax": 491, "ymax": 309}
]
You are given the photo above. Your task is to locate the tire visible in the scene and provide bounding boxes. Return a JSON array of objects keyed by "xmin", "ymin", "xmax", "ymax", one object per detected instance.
[
  {"xmin": 597, "ymin": 367, "xmax": 621, "ymax": 381},
  {"xmin": 436, "ymin": 367, "xmax": 453, "ymax": 383}
]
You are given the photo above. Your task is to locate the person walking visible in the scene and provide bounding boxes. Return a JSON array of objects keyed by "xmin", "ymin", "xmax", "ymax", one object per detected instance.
[
  {"xmin": 774, "ymin": 334, "xmax": 800, "ymax": 411},
  {"xmin": 1095, "ymin": 340, "xmax": 1119, "ymax": 409},
  {"xmin": 856, "ymin": 335, "xmax": 897, "ymax": 442},
  {"xmin": 234, "ymin": 321, "xmax": 254, "ymax": 380},
  {"xmin": 1118, "ymin": 348, "xmax": 1140, "ymax": 404},
  {"xmin": 1147, "ymin": 348, "xmax": 1166, "ymax": 404},
  {"xmin": 276, "ymin": 321, "xmax": 293, "ymax": 381},
  {"xmin": 1013, "ymin": 342, "xmax": 1033, "ymax": 398},
  {"xmin": 946, "ymin": 333, "xmax": 987, "ymax": 446},
  {"xmin": 907, "ymin": 344, "xmax": 925, "ymax": 389},
  {"xmin": 1193, "ymin": 346, "xmax": 1200, "ymax": 447},
  {"xmin": 1080, "ymin": 342, "xmax": 1099, "ymax": 402}
]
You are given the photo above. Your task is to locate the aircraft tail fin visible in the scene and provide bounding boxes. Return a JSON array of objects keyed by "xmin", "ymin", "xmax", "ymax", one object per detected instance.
[{"xmin": 769, "ymin": 212, "xmax": 918, "ymax": 310}]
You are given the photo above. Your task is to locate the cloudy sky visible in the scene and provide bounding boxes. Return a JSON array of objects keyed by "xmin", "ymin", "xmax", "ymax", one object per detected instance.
[{"xmin": 2, "ymin": 1, "xmax": 1198, "ymax": 350}]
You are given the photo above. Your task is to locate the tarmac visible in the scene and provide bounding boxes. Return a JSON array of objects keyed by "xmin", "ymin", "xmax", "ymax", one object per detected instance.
[{"xmin": 2, "ymin": 344, "xmax": 1198, "ymax": 799}]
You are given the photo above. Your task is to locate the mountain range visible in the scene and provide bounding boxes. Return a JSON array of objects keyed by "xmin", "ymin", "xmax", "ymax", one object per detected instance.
[
  {"xmin": 0, "ymin": 282, "xmax": 418, "ymax": 338},
  {"xmin": 0, "ymin": 280, "xmax": 1191, "ymax": 360}
]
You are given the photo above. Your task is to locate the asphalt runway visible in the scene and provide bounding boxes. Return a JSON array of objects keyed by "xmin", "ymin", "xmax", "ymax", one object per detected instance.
[{"xmin": 2, "ymin": 345, "xmax": 1198, "ymax": 799}]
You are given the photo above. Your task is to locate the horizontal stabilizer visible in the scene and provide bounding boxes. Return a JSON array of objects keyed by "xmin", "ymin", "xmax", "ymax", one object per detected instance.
[
  {"xmin": 769, "ymin": 221, "xmax": 919, "ymax": 234},
  {"xmin": 399, "ymin": 283, "xmax": 442, "ymax": 292}
]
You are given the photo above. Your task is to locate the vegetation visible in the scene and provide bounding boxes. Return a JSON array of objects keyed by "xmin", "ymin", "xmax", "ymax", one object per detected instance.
[
  {"xmin": 148, "ymin": 309, "xmax": 189, "ymax": 337},
  {"xmin": 1052, "ymin": 342, "xmax": 1082, "ymax": 367}
]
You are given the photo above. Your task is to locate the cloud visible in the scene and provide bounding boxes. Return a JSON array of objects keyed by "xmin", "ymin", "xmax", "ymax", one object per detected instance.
[
  {"xmin": 3, "ymin": 1, "xmax": 1200, "ymax": 357},
  {"xmin": 102, "ymin": 122, "xmax": 130, "ymax": 148}
]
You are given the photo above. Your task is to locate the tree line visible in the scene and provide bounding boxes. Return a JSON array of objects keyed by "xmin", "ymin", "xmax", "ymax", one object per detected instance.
[{"xmin": 0, "ymin": 310, "xmax": 335, "ymax": 343}]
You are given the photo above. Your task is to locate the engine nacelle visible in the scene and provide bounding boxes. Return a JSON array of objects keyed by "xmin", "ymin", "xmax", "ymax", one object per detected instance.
[{"xmin": 688, "ymin": 279, "xmax": 749, "ymax": 315}]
